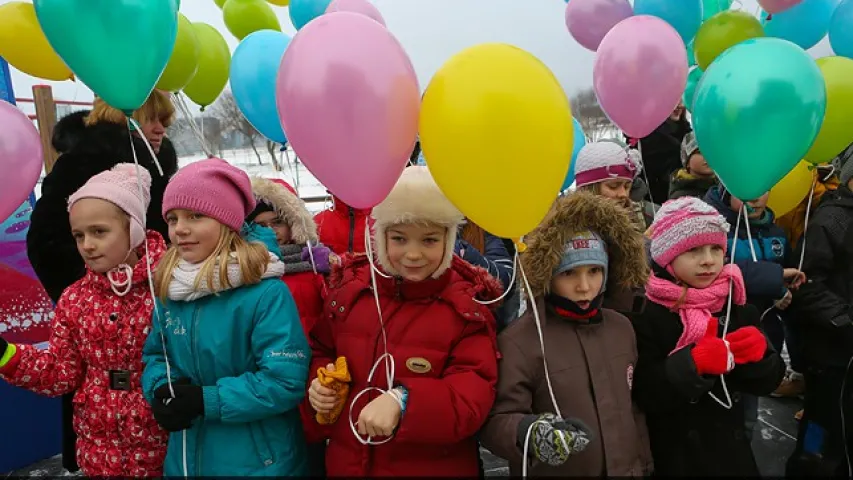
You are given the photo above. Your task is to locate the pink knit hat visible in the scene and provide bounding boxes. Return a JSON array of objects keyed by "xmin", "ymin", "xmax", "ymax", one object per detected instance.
[
  {"xmin": 162, "ymin": 158, "xmax": 256, "ymax": 231},
  {"xmin": 68, "ymin": 164, "xmax": 151, "ymax": 249},
  {"xmin": 648, "ymin": 196, "xmax": 730, "ymax": 268},
  {"xmin": 574, "ymin": 141, "xmax": 641, "ymax": 188}
]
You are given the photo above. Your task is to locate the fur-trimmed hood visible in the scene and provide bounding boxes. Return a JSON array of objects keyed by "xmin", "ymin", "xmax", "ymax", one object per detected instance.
[
  {"xmin": 522, "ymin": 190, "xmax": 649, "ymax": 298},
  {"xmin": 371, "ymin": 166, "xmax": 464, "ymax": 278},
  {"xmin": 250, "ymin": 177, "xmax": 318, "ymax": 244}
]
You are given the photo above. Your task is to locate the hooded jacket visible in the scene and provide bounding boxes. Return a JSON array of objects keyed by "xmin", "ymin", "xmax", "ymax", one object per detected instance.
[
  {"xmin": 313, "ymin": 195, "xmax": 373, "ymax": 255},
  {"xmin": 704, "ymin": 186, "xmax": 790, "ymax": 312},
  {"xmin": 668, "ymin": 169, "xmax": 718, "ymax": 200},
  {"xmin": 480, "ymin": 191, "xmax": 653, "ymax": 477},
  {"xmin": 250, "ymin": 177, "xmax": 326, "ymax": 334},
  {"xmin": 304, "ymin": 166, "xmax": 502, "ymax": 477},
  {"xmin": 27, "ymin": 112, "xmax": 179, "ymax": 303}
]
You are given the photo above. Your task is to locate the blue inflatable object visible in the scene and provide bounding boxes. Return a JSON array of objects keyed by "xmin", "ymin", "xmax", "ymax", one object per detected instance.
[
  {"xmin": 289, "ymin": 0, "xmax": 332, "ymax": 30},
  {"xmin": 761, "ymin": 0, "xmax": 840, "ymax": 50},
  {"xmin": 561, "ymin": 118, "xmax": 586, "ymax": 191},
  {"xmin": 634, "ymin": 0, "xmax": 703, "ymax": 44},
  {"xmin": 829, "ymin": 0, "xmax": 853, "ymax": 58}
]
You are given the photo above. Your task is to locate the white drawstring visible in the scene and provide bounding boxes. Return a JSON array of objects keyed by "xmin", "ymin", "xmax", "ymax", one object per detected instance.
[
  {"xmin": 347, "ymin": 221, "xmax": 395, "ymax": 445},
  {"xmin": 106, "ymin": 263, "xmax": 133, "ymax": 297},
  {"xmin": 126, "ymin": 118, "xmax": 188, "ymax": 478},
  {"xmin": 474, "ymin": 249, "xmax": 519, "ymax": 306}
]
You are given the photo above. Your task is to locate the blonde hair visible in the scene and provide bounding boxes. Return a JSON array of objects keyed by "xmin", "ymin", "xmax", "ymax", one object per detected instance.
[
  {"xmin": 154, "ymin": 223, "xmax": 271, "ymax": 302},
  {"xmin": 85, "ymin": 90, "xmax": 175, "ymax": 128}
]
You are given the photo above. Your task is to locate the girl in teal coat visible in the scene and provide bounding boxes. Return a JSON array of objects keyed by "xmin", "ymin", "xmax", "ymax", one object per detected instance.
[{"xmin": 141, "ymin": 159, "xmax": 310, "ymax": 476}]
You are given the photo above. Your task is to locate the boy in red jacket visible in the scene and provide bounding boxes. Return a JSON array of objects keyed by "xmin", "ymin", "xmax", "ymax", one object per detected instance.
[{"xmin": 306, "ymin": 166, "xmax": 501, "ymax": 476}]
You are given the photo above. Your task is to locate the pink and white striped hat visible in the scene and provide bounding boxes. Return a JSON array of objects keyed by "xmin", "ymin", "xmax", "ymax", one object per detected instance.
[
  {"xmin": 648, "ymin": 196, "xmax": 730, "ymax": 268},
  {"xmin": 574, "ymin": 141, "xmax": 641, "ymax": 188}
]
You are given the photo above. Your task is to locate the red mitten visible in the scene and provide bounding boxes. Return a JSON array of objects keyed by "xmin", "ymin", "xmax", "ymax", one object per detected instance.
[
  {"xmin": 691, "ymin": 336, "xmax": 730, "ymax": 376},
  {"xmin": 725, "ymin": 326, "xmax": 767, "ymax": 364}
]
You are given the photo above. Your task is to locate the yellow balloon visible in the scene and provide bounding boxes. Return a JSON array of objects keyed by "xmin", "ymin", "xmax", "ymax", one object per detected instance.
[
  {"xmin": 267, "ymin": 0, "xmax": 290, "ymax": 5},
  {"xmin": 224, "ymin": 0, "xmax": 281, "ymax": 40},
  {"xmin": 156, "ymin": 14, "xmax": 200, "ymax": 92},
  {"xmin": 804, "ymin": 57, "xmax": 853, "ymax": 165},
  {"xmin": 767, "ymin": 161, "xmax": 813, "ymax": 217},
  {"xmin": 183, "ymin": 23, "xmax": 231, "ymax": 109},
  {"xmin": 420, "ymin": 43, "xmax": 573, "ymax": 239},
  {"xmin": 0, "ymin": 2, "xmax": 73, "ymax": 81}
]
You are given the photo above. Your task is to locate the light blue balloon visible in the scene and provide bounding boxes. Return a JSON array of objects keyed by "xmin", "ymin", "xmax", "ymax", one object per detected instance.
[
  {"xmin": 829, "ymin": 0, "xmax": 853, "ymax": 58},
  {"xmin": 561, "ymin": 118, "xmax": 586, "ymax": 191},
  {"xmin": 231, "ymin": 30, "xmax": 291, "ymax": 144},
  {"xmin": 33, "ymin": 0, "xmax": 178, "ymax": 114},
  {"xmin": 761, "ymin": 0, "xmax": 840, "ymax": 50},
  {"xmin": 634, "ymin": 0, "xmax": 703, "ymax": 44},
  {"xmin": 693, "ymin": 37, "xmax": 826, "ymax": 200},
  {"xmin": 289, "ymin": 0, "xmax": 333, "ymax": 30}
]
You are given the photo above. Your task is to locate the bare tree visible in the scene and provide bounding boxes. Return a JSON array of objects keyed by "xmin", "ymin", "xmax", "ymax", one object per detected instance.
[
  {"xmin": 570, "ymin": 88, "xmax": 615, "ymax": 142},
  {"xmin": 211, "ymin": 91, "xmax": 265, "ymax": 165}
]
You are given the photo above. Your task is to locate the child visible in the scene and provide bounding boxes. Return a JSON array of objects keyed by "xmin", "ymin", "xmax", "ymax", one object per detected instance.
[
  {"xmin": 480, "ymin": 190, "xmax": 654, "ymax": 477},
  {"xmin": 786, "ymin": 144, "xmax": 853, "ymax": 476},
  {"xmin": 247, "ymin": 176, "xmax": 333, "ymax": 334},
  {"xmin": 314, "ymin": 193, "xmax": 373, "ymax": 255},
  {"xmin": 0, "ymin": 165, "xmax": 168, "ymax": 476},
  {"xmin": 633, "ymin": 196, "xmax": 785, "ymax": 476},
  {"xmin": 305, "ymin": 166, "xmax": 502, "ymax": 476},
  {"xmin": 141, "ymin": 159, "xmax": 310, "ymax": 476},
  {"xmin": 574, "ymin": 141, "xmax": 658, "ymax": 231},
  {"xmin": 668, "ymin": 132, "xmax": 717, "ymax": 200}
]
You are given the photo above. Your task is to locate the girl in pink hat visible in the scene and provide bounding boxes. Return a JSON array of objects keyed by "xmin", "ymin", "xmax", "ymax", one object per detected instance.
[
  {"xmin": 632, "ymin": 196, "xmax": 785, "ymax": 476},
  {"xmin": 0, "ymin": 164, "xmax": 169, "ymax": 476}
]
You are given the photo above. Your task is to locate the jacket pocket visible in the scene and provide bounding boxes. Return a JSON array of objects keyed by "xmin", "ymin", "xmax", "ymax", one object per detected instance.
[{"xmin": 250, "ymin": 422, "xmax": 275, "ymax": 468}]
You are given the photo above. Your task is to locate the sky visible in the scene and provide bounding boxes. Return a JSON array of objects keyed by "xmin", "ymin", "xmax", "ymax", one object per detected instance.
[{"xmin": 2, "ymin": 0, "xmax": 835, "ymax": 116}]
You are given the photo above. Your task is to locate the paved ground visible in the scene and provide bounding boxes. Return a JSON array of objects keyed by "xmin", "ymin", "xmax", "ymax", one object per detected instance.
[{"xmin": 10, "ymin": 396, "xmax": 799, "ymax": 477}]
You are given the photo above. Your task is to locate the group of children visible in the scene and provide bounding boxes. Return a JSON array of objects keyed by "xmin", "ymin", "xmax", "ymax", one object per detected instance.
[{"xmin": 0, "ymin": 123, "xmax": 850, "ymax": 477}]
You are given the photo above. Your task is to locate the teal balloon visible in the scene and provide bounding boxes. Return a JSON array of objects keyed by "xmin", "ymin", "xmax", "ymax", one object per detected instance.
[
  {"xmin": 231, "ymin": 30, "xmax": 291, "ymax": 143},
  {"xmin": 693, "ymin": 37, "xmax": 826, "ymax": 200},
  {"xmin": 761, "ymin": 0, "xmax": 840, "ymax": 50},
  {"xmin": 561, "ymin": 118, "xmax": 586, "ymax": 191},
  {"xmin": 702, "ymin": 0, "xmax": 732, "ymax": 21},
  {"xmin": 289, "ymin": 0, "xmax": 332, "ymax": 30},
  {"xmin": 687, "ymin": 39, "xmax": 696, "ymax": 67},
  {"xmin": 33, "ymin": 0, "xmax": 179, "ymax": 113},
  {"xmin": 683, "ymin": 67, "xmax": 703, "ymax": 111}
]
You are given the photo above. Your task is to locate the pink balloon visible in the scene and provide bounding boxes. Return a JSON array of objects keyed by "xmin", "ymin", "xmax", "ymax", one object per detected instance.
[
  {"xmin": 326, "ymin": 0, "xmax": 386, "ymax": 27},
  {"xmin": 758, "ymin": 0, "xmax": 802, "ymax": 14},
  {"xmin": 276, "ymin": 12, "xmax": 419, "ymax": 209},
  {"xmin": 565, "ymin": 0, "xmax": 634, "ymax": 52},
  {"xmin": 0, "ymin": 101, "xmax": 43, "ymax": 221},
  {"xmin": 594, "ymin": 15, "xmax": 688, "ymax": 139}
]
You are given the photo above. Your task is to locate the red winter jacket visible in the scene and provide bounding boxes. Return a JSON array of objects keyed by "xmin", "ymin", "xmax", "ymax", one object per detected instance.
[
  {"xmin": 305, "ymin": 254, "xmax": 502, "ymax": 477},
  {"xmin": 0, "ymin": 232, "xmax": 169, "ymax": 477},
  {"xmin": 281, "ymin": 270, "xmax": 326, "ymax": 336},
  {"xmin": 314, "ymin": 196, "xmax": 374, "ymax": 255}
]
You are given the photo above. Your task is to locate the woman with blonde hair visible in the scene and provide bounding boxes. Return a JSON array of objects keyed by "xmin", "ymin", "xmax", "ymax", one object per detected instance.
[
  {"xmin": 142, "ymin": 159, "xmax": 310, "ymax": 476},
  {"xmin": 26, "ymin": 89, "xmax": 178, "ymax": 473}
]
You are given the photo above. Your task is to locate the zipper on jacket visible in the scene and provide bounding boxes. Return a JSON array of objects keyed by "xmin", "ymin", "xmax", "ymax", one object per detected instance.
[
  {"xmin": 192, "ymin": 305, "xmax": 204, "ymax": 475},
  {"xmin": 348, "ymin": 208, "xmax": 356, "ymax": 253}
]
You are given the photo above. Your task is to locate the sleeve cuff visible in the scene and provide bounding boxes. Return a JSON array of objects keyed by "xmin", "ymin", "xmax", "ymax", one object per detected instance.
[
  {"xmin": 665, "ymin": 347, "xmax": 716, "ymax": 399},
  {"xmin": 202, "ymin": 385, "xmax": 222, "ymax": 420}
]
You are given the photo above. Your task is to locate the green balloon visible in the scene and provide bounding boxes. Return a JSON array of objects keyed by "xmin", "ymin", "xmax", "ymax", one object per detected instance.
[
  {"xmin": 693, "ymin": 38, "xmax": 826, "ymax": 200},
  {"xmin": 183, "ymin": 23, "xmax": 231, "ymax": 108},
  {"xmin": 694, "ymin": 10, "xmax": 764, "ymax": 71},
  {"xmin": 33, "ymin": 0, "xmax": 179, "ymax": 113},
  {"xmin": 683, "ymin": 67, "xmax": 703, "ymax": 112},
  {"xmin": 215, "ymin": 0, "xmax": 227, "ymax": 7},
  {"xmin": 702, "ymin": 0, "xmax": 732, "ymax": 21},
  {"xmin": 223, "ymin": 0, "xmax": 281, "ymax": 40},
  {"xmin": 156, "ymin": 13, "xmax": 200, "ymax": 92}
]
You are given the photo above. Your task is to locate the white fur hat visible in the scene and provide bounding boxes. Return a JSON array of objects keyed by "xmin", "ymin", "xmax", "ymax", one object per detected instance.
[{"xmin": 371, "ymin": 166, "xmax": 464, "ymax": 278}]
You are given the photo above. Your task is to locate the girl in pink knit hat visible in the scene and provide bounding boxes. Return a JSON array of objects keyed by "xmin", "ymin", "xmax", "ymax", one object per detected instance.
[
  {"xmin": 142, "ymin": 158, "xmax": 310, "ymax": 476},
  {"xmin": 631, "ymin": 196, "xmax": 785, "ymax": 476},
  {"xmin": 0, "ymin": 164, "xmax": 169, "ymax": 476}
]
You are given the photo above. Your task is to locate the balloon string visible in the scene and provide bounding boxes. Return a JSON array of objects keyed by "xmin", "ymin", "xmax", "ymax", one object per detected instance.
[
  {"xmin": 796, "ymin": 176, "xmax": 818, "ymax": 272},
  {"xmin": 173, "ymin": 92, "xmax": 214, "ymax": 159}
]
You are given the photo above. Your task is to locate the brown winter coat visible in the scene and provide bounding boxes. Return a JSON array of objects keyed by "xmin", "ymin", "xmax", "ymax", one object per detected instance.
[{"xmin": 480, "ymin": 191, "xmax": 653, "ymax": 477}]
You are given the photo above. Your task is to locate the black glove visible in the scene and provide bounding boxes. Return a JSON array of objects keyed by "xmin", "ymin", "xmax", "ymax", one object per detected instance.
[
  {"xmin": 151, "ymin": 378, "xmax": 204, "ymax": 432},
  {"xmin": 0, "ymin": 337, "xmax": 8, "ymax": 359},
  {"xmin": 516, "ymin": 413, "xmax": 593, "ymax": 466}
]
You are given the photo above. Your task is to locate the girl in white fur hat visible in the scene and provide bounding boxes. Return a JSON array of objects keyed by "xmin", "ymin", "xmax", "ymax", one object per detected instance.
[{"xmin": 305, "ymin": 166, "xmax": 502, "ymax": 476}]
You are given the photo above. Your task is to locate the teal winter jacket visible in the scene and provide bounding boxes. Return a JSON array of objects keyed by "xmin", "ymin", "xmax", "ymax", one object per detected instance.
[{"xmin": 141, "ymin": 278, "xmax": 311, "ymax": 476}]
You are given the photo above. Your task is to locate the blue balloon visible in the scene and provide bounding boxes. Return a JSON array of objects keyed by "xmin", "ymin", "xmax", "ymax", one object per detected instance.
[
  {"xmin": 761, "ymin": 0, "xmax": 840, "ymax": 50},
  {"xmin": 829, "ymin": 0, "xmax": 853, "ymax": 58},
  {"xmin": 634, "ymin": 0, "xmax": 702, "ymax": 44},
  {"xmin": 561, "ymin": 118, "xmax": 586, "ymax": 191},
  {"xmin": 231, "ymin": 30, "xmax": 291, "ymax": 144},
  {"xmin": 289, "ymin": 0, "xmax": 332, "ymax": 30}
]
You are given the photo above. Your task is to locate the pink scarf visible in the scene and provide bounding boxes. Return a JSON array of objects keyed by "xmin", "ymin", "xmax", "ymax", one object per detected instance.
[{"xmin": 645, "ymin": 264, "xmax": 747, "ymax": 354}]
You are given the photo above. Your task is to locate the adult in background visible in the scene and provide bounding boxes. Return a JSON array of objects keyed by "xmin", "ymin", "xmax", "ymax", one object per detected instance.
[
  {"xmin": 626, "ymin": 102, "xmax": 692, "ymax": 205},
  {"xmin": 26, "ymin": 90, "xmax": 178, "ymax": 473}
]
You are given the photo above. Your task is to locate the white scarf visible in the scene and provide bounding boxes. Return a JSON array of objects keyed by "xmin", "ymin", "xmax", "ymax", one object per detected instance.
[{"xmin": 167, "ymin": 251, "xmax": 285, "ymax": 301}]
